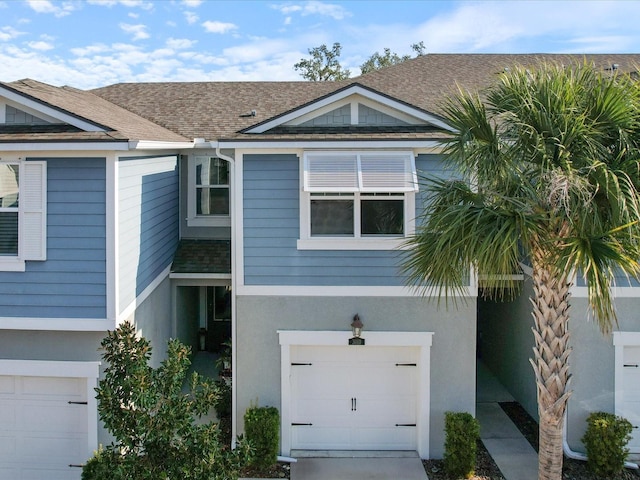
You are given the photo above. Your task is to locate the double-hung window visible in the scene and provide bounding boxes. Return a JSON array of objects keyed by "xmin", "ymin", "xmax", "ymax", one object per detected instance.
[
  {"xmin": 188, "ymin": 156, "xmax": 230, "ymax": 227},
  {"xmin": 299, "ymin": 151, "xmax": 418, "ymax": 250},
  {"xmin": 0, "ymin": 160, "xmax": 47, "ymax": 271}
]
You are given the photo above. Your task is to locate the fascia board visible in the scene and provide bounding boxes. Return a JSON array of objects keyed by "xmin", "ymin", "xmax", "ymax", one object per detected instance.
[
  {"xmin": 218, "ymin": 140, "xmax": 445, "ymax": 150},
  {"xmin": 129, "ymin": 140, "xmax": 195, "ymax": 150},
  {"xmin": 0, "ymin": 86, "xmax": 106, "ymax": 132},
  {"xmin": 0, "ymin": 141, "xmax": 131, "ymax": 151},
  {"xmin": 244, "ymin": 84, "xmax": 453, "ymax": 133}
]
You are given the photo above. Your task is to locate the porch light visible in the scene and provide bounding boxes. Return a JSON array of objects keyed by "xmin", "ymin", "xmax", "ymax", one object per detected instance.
[{"xmin": 349, "ymin": 314, "xmax": 365, "ymax": 345}]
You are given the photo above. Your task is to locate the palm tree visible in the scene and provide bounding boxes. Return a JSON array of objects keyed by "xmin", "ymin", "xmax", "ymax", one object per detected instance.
[{"xmin": 402, "ymin": 62, "xmax": 640, "ymax": 480}]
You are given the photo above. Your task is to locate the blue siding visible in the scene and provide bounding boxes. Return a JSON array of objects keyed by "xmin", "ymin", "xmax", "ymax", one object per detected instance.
[
  {"xmin": 242, "ymin": 153, "xmax": 445, "ymax": 286},
  {"xmin": 0, "ymin": 158, "xmax": 107, "ymax": 318},
  {"xmin": 118, "ymin": 155, "xmax": 178, "ymax": 312}
]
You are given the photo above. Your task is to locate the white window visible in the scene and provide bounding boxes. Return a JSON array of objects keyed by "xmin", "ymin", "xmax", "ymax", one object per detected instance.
[
  {"xmin": 298, "ymin": 151, "xmax": 417, "ymax": 250},
  {"xmin": 0, "ymin": 160, "xmax": 47, "ymax": 271},
  {"xmin": 187, "ymin": 156, "xmax": 230, "ymax": 227}
]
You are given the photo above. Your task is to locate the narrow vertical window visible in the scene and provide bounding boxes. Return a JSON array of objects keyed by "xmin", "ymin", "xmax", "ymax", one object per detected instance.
[
  {"xmin": 195, "ymin": 157, "xmax": 229, "ymax": 216},
  {"xmin": 0, "ymin": 163, "xmax": 19, "ymax": 256}
]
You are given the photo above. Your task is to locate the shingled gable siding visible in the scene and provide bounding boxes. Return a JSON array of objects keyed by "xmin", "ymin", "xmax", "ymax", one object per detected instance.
[
  {"xmin": 242, "ymin": 153, "xmax": 453, "ymax": 287},
  {"xmin": 0, "ymin": 158, "xmax": 107, "ymax": 318},
  {"xmin": 118, "ymin": 155, "xmax": 179, "ymax": 312}
]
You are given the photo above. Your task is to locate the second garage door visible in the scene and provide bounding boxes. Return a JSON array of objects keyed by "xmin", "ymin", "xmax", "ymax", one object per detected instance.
[
  {"xmin": 290, "ymin": 345, "xmax": 418, "ymax": 451},
  {"xmin": 0, "ymin": 375, "xmax": 89, "ymax": 480}
]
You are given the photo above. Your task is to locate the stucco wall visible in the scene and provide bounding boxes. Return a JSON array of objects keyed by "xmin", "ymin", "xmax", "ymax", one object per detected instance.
[
  {"xmin": 479, "ymin": 279, "xmax": 640, "ymax": 454},
  {"xmin": 235, "ymin": 294, "xmax": 477, "ymax": 459}
]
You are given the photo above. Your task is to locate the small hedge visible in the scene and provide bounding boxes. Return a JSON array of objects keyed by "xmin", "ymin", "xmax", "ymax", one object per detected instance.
[
  {"xmin": 444, "ymin": 411, "xmax": 480, "ymax": 479},
  {"xmin": 244, "ymin": 406, "xmax": 280, "ymax": 471},
  {"xmin": 582, "ymin": 411, "xmax": 633, "ymax": 477}
]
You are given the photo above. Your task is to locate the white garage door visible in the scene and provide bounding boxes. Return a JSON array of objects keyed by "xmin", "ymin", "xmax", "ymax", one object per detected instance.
[
  {"xmin": 290, "ymin": 345, "xmax": 418, "ymax": 451},
  {"xmin": 0, "ymin": 375, "xmax": 89, "ymax": 480},
  {"xmin": 619, "ymin": 346, "xmax": 640, "ymax": 453}
]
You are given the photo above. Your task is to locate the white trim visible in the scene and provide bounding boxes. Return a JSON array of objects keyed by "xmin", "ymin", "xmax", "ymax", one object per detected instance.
[
  {"xmin": 0, "ymin": 101, "xmax": 5, "ymax": 123},
  {"xmin": 128, "ymin": 140, "xmax": 193, "ymax": 150},
  {"xmin": 118, "ymin": 265, "xmax": 171, "ymax": 323},
  {"xmin": 277, "ymin": 330, "xmax": 433, "ymax": 458},
  {"xmin": 245, "ymin": 85, "xmax": 452, "ymax": 133},
  {"xmin": 186, "ymin": 155, "xmax": 232, "ymax": 228},
  {"xmin": 0, "ymin": 317, "xmax": 113, "ymax": 331},
  {"xmin": 0, "ymin": 359, "xmax": 101, "ymax": 460},
  {"xmin": 0, "ymin": 86, "xmax": 105, "ymax": 131},
  {"xmin": 219, "ymin": 140, "xmax": 444, "ymax": 150},
  {"xmin": 169, "ymin": 273, "xmax": 232, "ymax": 280},
  {"xmin": 613, "ymin": 332, "xmax": 640, "ymax": 454},
  {"xmin": 236, "ymin": 284, "xmax": 478, "ymax": 297},
  {"xmin": 296, "ymin": 238, "xmax": 408, "ymax": 250},
  {"xmin": 0, "ymin": 142, "xmax": 131, "ymax": 151},
  {"xmin": 107, "ymin": 155, "xmax": 117, "ymax": 325},
  {"xmin": 571, "ymin": 286, "xmax": 640, "ymax": 298},
  {"xmin": 0, "ymin": 258, "xmax": 25, "ymax": 271}
]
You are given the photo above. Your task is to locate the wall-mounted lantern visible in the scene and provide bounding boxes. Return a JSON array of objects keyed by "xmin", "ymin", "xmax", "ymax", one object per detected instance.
[{"xmin": 349, "ymin": 314, "xmax": 365, "ymax": 345}]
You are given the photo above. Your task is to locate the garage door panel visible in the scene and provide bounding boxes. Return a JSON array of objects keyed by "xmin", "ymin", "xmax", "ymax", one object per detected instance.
[
  {"xmin": 291, "ymin": 346, "xmax": 419, "ymax": 451},
  {"xmin": 0, "ymin": 376, "xmax": 16, "ymax": 394},
  {"xmin": 0, "ymin": 375, "xmax": 88, "ymax": 480},
  {"xmin": 354, "ymin": 426, "xmax": 416, "ymax": 450}
]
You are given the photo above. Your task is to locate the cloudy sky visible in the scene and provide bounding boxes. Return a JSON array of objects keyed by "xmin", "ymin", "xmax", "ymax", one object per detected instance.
[{"xmin": 1, "ymin": 0, "xmax": 639, "ymax": 89}]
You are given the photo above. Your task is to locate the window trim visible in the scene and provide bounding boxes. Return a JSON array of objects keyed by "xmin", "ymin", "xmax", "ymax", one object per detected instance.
[
  {"xmin": 298, "ymin": 151, "xmax": 416, "ymax": 250},
  {"xmin": 187, "ymin": 155, "xmax": 231, "ymax": 228},
  {"xmin": 0, "ymin": 160, "xmax": 46, "ymax": 272}
]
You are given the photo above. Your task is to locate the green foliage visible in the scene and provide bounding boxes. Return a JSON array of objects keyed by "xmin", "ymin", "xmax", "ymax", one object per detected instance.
[
  {"xmin": 582, "ymin": 411, "xmax": 633, "ymax": 477},
  {"xmin": 294, "ymin": 43, "xmax": 351, "ymax": 81},
  {"xmin": 244, "ymin": 405, "xmax": 280, "ymax": 471},
  {"xmin": 360, "ymin": 42, "xmax": 426, "ymax": 74},
  {"xmin": 83, "ymin": 322, "xmax": 251, "ymax": 480},
  {"xmin": 214, "ymin": 379, "xmax": 232, "ymax": 418},
  {"xmin": 443, "ymin": 411, "xmax": 480, "ymax": 478},
  {"xmin": 403, "ymin": 62, "xmax": 640, "ymax": 333}
]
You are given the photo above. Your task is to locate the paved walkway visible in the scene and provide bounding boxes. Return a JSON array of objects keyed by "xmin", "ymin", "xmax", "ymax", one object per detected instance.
[
  {"xmin": 476, "ymin": 361, "xmax": 538, "ymax": 480},
  {"xmin": 291, "ymin": 456, "xmax": 428, "ymax": 480}
]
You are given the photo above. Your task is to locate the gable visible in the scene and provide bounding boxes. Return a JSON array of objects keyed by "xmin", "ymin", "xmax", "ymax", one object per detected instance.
[{"xmin": 242, "ymin": 83, "xmax": 452, "ymax": 134}]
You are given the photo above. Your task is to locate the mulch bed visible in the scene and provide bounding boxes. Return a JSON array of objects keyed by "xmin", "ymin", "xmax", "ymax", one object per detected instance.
[{"xmin": 227, "ymin": 401, "xmax": 640, "ymax": 479}]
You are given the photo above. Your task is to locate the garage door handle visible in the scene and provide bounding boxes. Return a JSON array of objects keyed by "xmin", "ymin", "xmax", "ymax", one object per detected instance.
[
  {"xmin": 69, "ymin": 464, "xmax": 84, "ymax": 468},
  {"xmin": 624, "ymin": 364, "xmax": 639, "ymax": 368},
  {"xmin": 395, "ymin": 363, "xmax": 417, "ymax": 367},
  {"xmin": 292, "ymin": 423, "xmax": 313, "ymax": 426},
  {"xmin": 68, "ymin": 401, "xmax": 88, "ymax": 405},
  {"xmin": 351, "ymin": 398, "xmax": 357, "ymax": 411},
  {"xmin": 395, "ymin": 424, "xmax": 416, "ymax": 427}
]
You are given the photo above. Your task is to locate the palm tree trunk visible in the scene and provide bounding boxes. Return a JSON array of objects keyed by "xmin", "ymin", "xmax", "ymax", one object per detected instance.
[{"xmin": 530, "ymin": 253, "xmax": 572, "ymax": 480}]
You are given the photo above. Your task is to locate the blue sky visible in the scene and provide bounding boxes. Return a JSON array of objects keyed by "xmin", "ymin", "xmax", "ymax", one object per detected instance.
[{"xmin": 1, "ymin": 0, "xmax": 639, "ymax": 89}]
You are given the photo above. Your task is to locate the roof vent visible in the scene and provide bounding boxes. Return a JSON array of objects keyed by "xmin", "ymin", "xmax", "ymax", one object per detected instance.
[{"xmin": 240, "ymin": 110, "xmax": 257, "ymax": 118}]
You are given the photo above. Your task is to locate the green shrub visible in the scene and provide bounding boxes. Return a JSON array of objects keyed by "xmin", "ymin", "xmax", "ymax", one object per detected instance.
[
  {"xmin": 443, "ymin": 411, "xmax": 480, "ymax": 479},
  {"xmin": 214, "ymin": 378, "xmax": 232, "ymax": 418},
  {"xmin": 82, "ymin": 322, "xmax": 251, "ymax": 480},
  {"xmin": 244, "ymin": 405, "xmax": 280, "ymax": 471},
  {"xmin": 582, "ymin": 411, "xmax": 633, "ymax": 477}
]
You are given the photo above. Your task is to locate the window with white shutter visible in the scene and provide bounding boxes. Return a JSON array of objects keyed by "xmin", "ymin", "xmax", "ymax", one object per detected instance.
[
  {"xmin": 299, "ymin": 152, "xmax": 417, "ymax": 250},
  {"xmin": 0, "ymin": 160, "xmax": 46, "ymax": 271}
]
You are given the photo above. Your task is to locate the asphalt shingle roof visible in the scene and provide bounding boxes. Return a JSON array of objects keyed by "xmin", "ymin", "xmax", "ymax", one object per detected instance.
[
  {"xmin": 91, "ymin": 54, "xmax": 640, "ymax": 142},
  {"xmin": 1, "ymin": 79, "xmax": 189, "ymax": 143},
  {"xmin": 171, "ymin": 239, "xmax": 231, "ymax": 274}
]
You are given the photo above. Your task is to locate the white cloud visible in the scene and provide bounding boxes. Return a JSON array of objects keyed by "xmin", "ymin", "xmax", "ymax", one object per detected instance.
[
  {"xmin": 202, "ymin": 21, "xmax": 238, "ymax": 34},
  {"xmin": 88, "ymin": 0, "xmax": 153, "ymax": 9},
  {"xmin": 272, "ymin": 1, "xmax": 350, "ymax": 20},
  {"xmin": 70, "ymin": 44, "xmax": 110, "ymax": 56},
  {"xmin": 119, "ymin": 23, "xmax": 150, "ymax": 40},
  {"xmin": 185, "ymin": 11, "xmax": 199, "ymax": 24},
  {"xmin": 25, "ymin": 0, "xmax": 77, "ymax": 17},
  {"xmin": 27, "ymin": 41, "xmax": 54, "ymax": 51},
  {"xmin": 0, "ymin": 26, "xmax": 24, "ymax": 42},
  {"xmin": 182, "ymin": 0, "xmax": 202, "ymax": 7}
]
